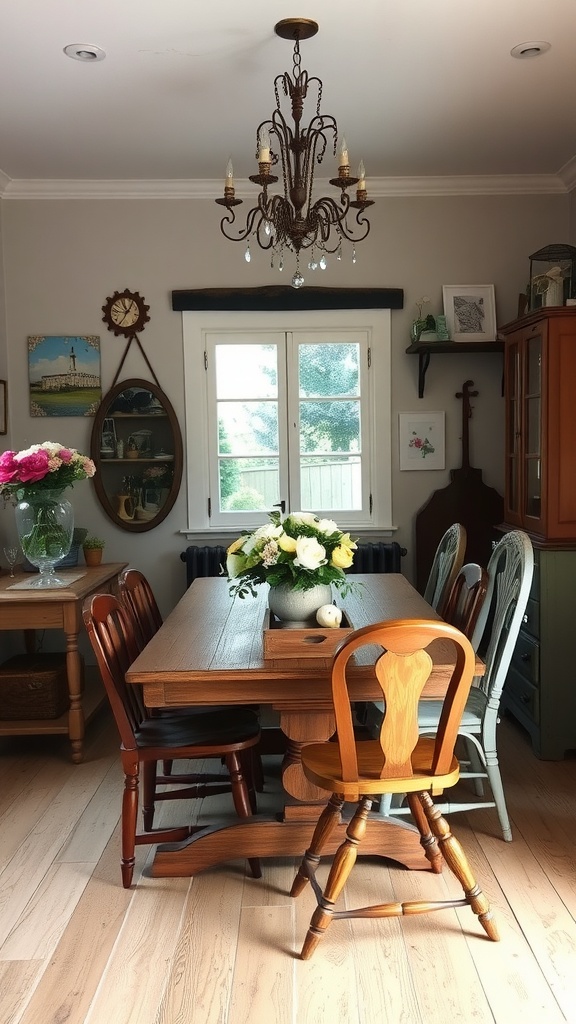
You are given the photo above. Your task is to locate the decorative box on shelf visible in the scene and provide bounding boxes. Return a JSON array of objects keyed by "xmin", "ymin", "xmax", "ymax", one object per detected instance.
[{"xmin": 262, "ymin": 608, "xmax": 355, "ymax": 667}]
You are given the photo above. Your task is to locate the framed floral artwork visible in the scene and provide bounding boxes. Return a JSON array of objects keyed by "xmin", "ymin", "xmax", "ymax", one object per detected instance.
[
  {"xmin": 442, "ymin": 285, "xmax": 497, "ymax": 342},
  {"xmin": 399, "ymin": 411, "xmax": 445, "ymax": 470}
]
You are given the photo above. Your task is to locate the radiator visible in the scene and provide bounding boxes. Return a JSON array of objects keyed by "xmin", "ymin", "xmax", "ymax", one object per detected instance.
[
  {"xmin": 180, "ymin": 545, "xmax": 227, "ymax": 588},
  {"xmin": 181, "ymin": 541, "xmax": 406, "ymax": 588},
  {"xmin": 347, "ymin": 541, "xmax": 406, "ymax": 575}
]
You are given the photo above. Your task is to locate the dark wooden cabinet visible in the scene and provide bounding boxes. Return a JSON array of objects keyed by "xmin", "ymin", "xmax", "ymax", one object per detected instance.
[
  {"xmin": 499, "ymin": 309, "xmax": 576, "ymax": 758},
  {"xmin": 500, "ymin": 308, "xmax": 576, "ymax": 541}
]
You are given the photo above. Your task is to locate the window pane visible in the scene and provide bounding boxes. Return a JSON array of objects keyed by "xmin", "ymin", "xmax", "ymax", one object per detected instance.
[
  {"xmin": 215, "ymin": 345, "xmax": 277, "ymax": 399},
  {"xmin": 220, "ymin": 457, "xmax": 279, "ymax": 511},
  {"xmin": 299, "ymin": 400, "xmax": 360, "ymax": 454},
  {"xmin": 218, "ymin": 402, "xmax": 278, "ymax": 455},
  {"xmin": 300, "ymin": 456, "xmax": 361, "ymax": 511},
  {"xmin": 299, "ymin": 343, "xmax": 359, "ymax": 397}
]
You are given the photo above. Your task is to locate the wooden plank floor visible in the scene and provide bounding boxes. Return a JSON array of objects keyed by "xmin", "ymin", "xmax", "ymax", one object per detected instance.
[{"xmin": 1, "ymin": 708, "xmax": 575, "ymax": 1024}]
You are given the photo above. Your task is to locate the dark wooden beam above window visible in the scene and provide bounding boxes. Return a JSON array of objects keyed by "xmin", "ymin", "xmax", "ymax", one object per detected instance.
[{"xmin": 171, "ymin": 285, "xmax": 404, "ymax": 312}]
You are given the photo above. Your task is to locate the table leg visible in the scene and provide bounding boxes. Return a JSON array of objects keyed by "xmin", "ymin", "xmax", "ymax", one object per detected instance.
[
  {"xmin": 63, "ymin": 608, "xmax": 84, "ymax": 764},
  {"xmin": 150, "ymin": 705, "xmax": 430, "ymax": 876}
]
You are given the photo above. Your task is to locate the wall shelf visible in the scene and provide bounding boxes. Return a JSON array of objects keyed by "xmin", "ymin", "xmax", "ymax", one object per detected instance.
[{"xmin": 406, "ymin": 340, "xmax": 504, "ymax": 397}]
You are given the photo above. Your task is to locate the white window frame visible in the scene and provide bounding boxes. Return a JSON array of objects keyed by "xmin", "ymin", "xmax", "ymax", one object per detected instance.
[{"xmin": 182, "ymin": 309, "xmax": 392, "ymax": 535}]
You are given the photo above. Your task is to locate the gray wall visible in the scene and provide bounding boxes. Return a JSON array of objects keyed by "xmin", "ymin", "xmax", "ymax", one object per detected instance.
[{"xmin": 0, "ymin": 191, "xmax": 569, "ymax": 619}]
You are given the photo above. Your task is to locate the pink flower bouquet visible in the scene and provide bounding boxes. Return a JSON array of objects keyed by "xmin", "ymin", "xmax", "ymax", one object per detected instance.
[{"xmin": 0, "ymin": 441, "xmax": 96, "ymax": 500}]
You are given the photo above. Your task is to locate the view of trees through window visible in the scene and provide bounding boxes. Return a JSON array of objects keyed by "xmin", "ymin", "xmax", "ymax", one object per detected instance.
[{"xmin": 215, "ymin": 339, "xmax": 362, "ymax": 513}]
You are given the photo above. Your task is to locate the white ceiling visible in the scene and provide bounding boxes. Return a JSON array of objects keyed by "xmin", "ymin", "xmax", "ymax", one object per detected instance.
[{"xmin": 1, "ymin": 0, "xmax": 576, "ymax": 195}]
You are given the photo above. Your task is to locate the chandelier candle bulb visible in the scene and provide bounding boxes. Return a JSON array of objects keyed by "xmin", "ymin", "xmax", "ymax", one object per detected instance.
[
  {"xmin": 258, "ymin": 128, "xmax": 271, "ymax": 164},
  {"xmin": 357, "ymin": 161, "xmax": 366, "ymax": 190}
]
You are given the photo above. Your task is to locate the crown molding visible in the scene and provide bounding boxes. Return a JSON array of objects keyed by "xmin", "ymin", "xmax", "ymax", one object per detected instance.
[
  {"xmin": 0, "ymin": 172, "xmax": 569, "ymax": 200},
  {"xmin": 557, "ymin": 156, "xmax": 576, "ymax": 192}
]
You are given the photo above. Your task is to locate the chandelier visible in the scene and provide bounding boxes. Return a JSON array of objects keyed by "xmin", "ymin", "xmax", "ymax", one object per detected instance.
[{"xmin": 215, "ymin": 18, "xmax": 374, "ymax": 289}]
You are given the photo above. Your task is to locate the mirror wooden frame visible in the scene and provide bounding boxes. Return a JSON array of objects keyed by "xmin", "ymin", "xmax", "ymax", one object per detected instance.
[{"xmin": 90, "ymin": 377, "xmax": 183, "ymax": 532}]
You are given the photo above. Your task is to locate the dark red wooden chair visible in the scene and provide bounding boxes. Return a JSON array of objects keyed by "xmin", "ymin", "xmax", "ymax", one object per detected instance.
[{"xmin": 83, "ymin": 593, "xmax": 261, "ymax": 887}]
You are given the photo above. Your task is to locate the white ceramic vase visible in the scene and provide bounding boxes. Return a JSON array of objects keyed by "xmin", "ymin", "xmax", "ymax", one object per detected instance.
[{"xmin": 268, "ymin": 582, "xmax": 333, "ymax": 626}]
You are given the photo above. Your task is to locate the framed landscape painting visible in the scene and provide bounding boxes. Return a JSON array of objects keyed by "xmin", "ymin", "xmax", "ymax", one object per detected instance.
[
  {"xmin": 28, "ymin": 335, "xmax": 101, "ymax": 417},
  {"xmin": 442, "ymin": 285, "xmax": 497, "ymax": 342},
  {"xmin": 399, "ymin": 411, "xmax": 445, "ymax": 470}
]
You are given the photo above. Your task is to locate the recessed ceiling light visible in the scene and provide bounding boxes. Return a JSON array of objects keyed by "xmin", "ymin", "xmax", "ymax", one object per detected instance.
[
  {"xmin": 63, "ymin": 43, "xmax": 106, "ymax": 62},
  {"xmin": 510, "ymin": 40, "xmax": 551, "ymax": 59}
]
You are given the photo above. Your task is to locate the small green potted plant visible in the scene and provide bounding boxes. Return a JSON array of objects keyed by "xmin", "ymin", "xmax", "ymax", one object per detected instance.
[{"xmin": 82, "ymin": 535, "xmax": 105, "ymax": 567}]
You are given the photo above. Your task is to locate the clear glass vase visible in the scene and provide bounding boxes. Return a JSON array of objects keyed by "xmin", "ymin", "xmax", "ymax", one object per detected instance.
[{"xmin": 14, "ymin": 489, "xmax": 74, "ymax": 588}]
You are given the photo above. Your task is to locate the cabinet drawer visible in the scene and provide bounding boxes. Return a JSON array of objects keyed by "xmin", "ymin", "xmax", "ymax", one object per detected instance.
[
  {"xmin": 506, "ymin": 667, "xmax": 540, "ymax": 724},
  {"xmin": 522, "ymin": 596, "xmax": 540, "ymax": 640},
  {"xmin": 511, "ymin": 631, "xmax": 540, "ymax": 686}
]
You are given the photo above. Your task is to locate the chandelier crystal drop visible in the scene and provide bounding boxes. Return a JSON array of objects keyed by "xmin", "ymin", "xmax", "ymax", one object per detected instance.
[{"xmin": 215, "ymin": 18, "xmax": 374, "ymax": 288}]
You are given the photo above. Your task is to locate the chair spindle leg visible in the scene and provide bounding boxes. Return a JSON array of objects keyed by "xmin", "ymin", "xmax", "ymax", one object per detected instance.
[
  {"xmin": 406, "ymin": 792, "xmax": 442, "ymax": 873},
  {"xmin": 419, "ymin": 792, "xmax": 499, "ymax": 941},
  {"xmin": 226, "ymin": 752, "xmax": 262, "ymax": 880},
  {"xmin": 300, "ymin": 796, "xmax": 372, "ymax": 960},
  {"xmin": 290, "ymin": 793, "xmax": 344, "ymax": 898}
]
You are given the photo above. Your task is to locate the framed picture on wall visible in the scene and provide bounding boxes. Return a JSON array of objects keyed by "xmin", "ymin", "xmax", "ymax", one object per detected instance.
[
  {"xmin": 0, "ymin": 379, "xmax": 6, "ymax": 434},
  {"xmin": 399, "ymin": 411, "xmax": 445, "ymax": 471},
  {"xmin": 442, "ymin": 285, "xmax": 497, "ymax": 341},
  {"xmin": 28, "ymin": 335, "xmax": 102, "ymax": 417}
]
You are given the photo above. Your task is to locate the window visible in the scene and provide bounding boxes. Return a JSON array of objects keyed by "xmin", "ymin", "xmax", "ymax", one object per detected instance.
[{"xmin": 183, "ymin": 310, "xmax": 392, "ymax": 533}]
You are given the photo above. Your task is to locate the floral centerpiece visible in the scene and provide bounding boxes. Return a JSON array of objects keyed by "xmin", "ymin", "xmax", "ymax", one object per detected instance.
[
  {"xmin": 0, "ymin": 441, "xmax": 96, "ymax": 500},
  {"xmin": 0, "ymin": 442, "xmax": 96, "ymax": 587},
  {"xmin": 226, "ymin": 510, "xmax": 358, "ymax": 601}
]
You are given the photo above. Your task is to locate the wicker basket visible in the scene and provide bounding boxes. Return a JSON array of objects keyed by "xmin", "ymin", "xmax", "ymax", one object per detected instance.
[{"xmin": 0, "ymin": 653, "xmax": 70, "ymax": 720}]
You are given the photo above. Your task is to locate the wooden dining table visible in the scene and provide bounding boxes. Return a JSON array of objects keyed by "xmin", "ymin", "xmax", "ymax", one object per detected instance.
[{"xmin": 127, "ymin": 574, "xmax": 484, "ymax": 877}]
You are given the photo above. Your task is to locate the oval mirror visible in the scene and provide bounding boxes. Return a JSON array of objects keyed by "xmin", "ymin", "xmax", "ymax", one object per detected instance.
[{"xmin": 90, "ymin": 378, "xmax": 183, "ymax": 532}]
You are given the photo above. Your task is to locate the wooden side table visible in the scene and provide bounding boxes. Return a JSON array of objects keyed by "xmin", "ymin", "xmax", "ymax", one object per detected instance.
[{"xmin": 0, "ymin": 562, "xmax": 127, "ymax": 762}]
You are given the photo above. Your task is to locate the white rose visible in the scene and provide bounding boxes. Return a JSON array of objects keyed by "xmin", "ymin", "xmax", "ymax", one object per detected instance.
[
  {"xmin": 288, "ymin": 511, "xmax": 318, "ymax": 526},
  {"xmin": 316, "ymin": 518, "xmax": 339, "ymax": 535},
  {"xmin": 294, "ymin": 536, "xmax": 327, "ymax": 570},
  {"xmin": 243, "ymin": 523, "xmax": 282, "ymax": 554}
]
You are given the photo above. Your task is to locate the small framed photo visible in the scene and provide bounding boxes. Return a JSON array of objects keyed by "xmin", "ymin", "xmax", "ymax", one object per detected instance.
[
  {"xmin": 399, "ymin": 411, "xmax": 445, "ymax": 471},
  {"xmin": 0, "ymin": 379, "xmax": 6, "ymax": 434},
  {"xmin": 442, "ymin": 285, "xmax": 497, "ymax": 341}
]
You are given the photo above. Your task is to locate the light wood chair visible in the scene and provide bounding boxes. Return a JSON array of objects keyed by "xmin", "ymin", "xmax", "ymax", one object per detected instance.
[
  {"xmin": 423, "ymin": 522, "xmax": 467, "ymax": 616},
  {"xmin": 290, "ymin": 618, "xmax": 499, "ymax": 960},
  {"xmin": 83, "ymin": 593, "xmax": 262, "ymax": 887}
]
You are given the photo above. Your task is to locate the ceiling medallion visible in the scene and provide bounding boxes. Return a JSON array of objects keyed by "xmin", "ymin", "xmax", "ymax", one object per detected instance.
[{"xmin": 215, "ymin": 18, "xmax": 374, "ymax": 289}]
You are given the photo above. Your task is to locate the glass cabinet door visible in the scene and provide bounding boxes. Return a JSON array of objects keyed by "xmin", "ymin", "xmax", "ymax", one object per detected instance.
[{"xmin": 90, "ymin": 378, "xmax": 183, "ymax": 531}]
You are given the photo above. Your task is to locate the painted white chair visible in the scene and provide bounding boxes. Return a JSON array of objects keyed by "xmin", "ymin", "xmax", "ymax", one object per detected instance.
[
  {"xmin": 423, "ymin": 523, "xmax": 467, "ymax": 616},
  {"xmin": 374, "ymin": 530, "xmax": 534, "ymax": 841}
]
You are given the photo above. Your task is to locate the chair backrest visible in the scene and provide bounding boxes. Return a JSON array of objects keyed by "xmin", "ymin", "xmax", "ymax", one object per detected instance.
[
  {"xmin": 443, "ymin": 563, "xmax": 488, "ymax": 648},
  {"xmin": 470, "ymin": 530, "xmax": 534, "ymax": 703},
  {"xmin": 83, "ymin": 593, "xmax": 146, "ymax": 749},
  {"xmin": 423, "ymin": 523, "xmax": 466, "ymax": 616},
  {"xmin": 330, "ymin": 619, "xmax": 475, "ymax": 785},
  {"xmin": 118, "ymin": 568, "xmax": 163, "ymax": 649}
]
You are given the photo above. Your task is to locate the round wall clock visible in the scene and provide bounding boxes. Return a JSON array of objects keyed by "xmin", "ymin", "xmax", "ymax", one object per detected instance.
[{"xmin": 102, "ymin": 289, "xmax": 150, "ymax": 337}]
